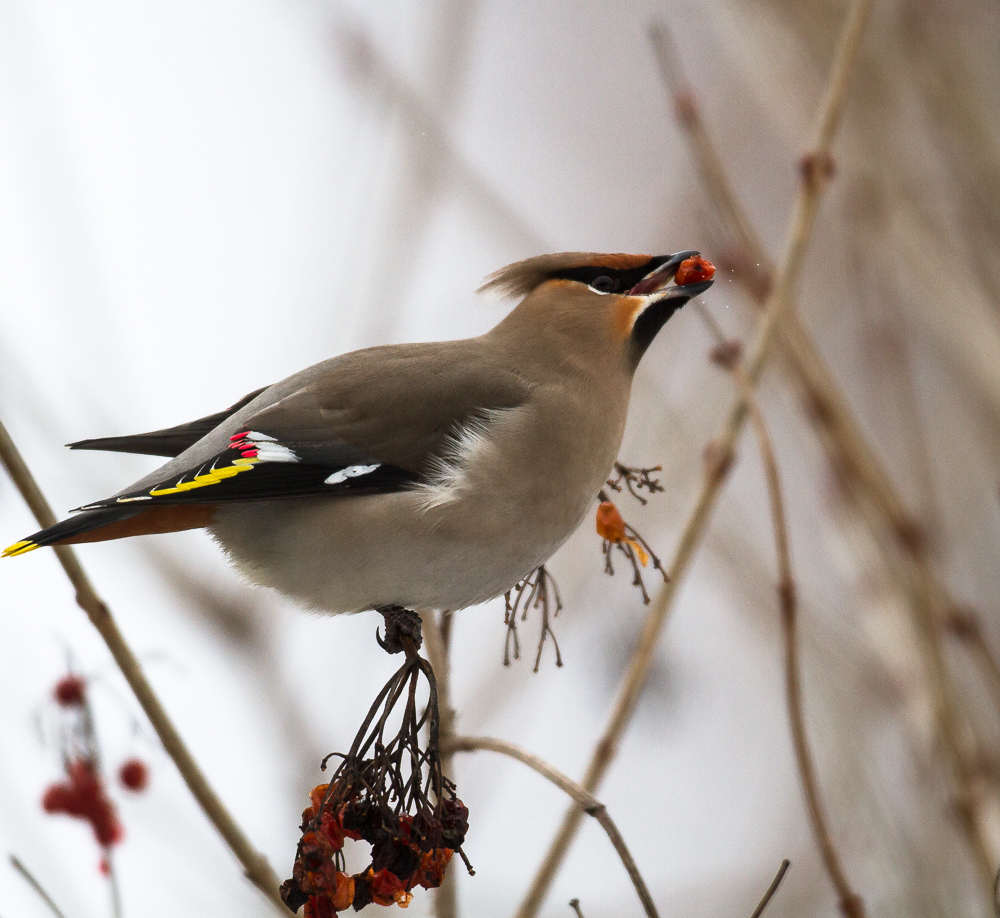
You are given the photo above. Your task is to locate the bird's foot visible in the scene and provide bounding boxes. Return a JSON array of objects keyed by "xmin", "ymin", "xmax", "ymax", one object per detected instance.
[{"xmin": 375, "ymin": 605, "xmax": 423, "ymax": 655}]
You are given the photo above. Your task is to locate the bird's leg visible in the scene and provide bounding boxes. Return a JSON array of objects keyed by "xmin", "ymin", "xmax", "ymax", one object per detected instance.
[{"xmin": 375, "ymin": 605, "xmax": 424, "ymax": 655}]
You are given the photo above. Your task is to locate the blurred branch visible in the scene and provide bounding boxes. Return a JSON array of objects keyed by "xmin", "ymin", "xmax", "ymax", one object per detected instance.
[
  {"xmin": 444, "ymin": 735, "xmax": 659, "ymax": 918},
  {"xmin": 515, "ymin": 2, "xmax": 875, "ymax": 914},
  {"xmin": 648, "ymin": 16, "xmax": 919, "ymax": 545},
  {"xmin": 947, "ymin": 610, "xmax": 1000, "ymax": 721},
  {"xmin": 749, "ymin": 860, "xmax": 790, "ymax": 918},
  {"xmin": 650, "ymin": 12, "xmax": 998, "ymax": 897},
  {"xmin": 333, "ymin": 16, "xmax": 546, "ymax": 253},
  {"xmin": 0, "ymin": 418, "xmax": 288, "ymax": 914},
  {"xmin": 702, "ymin": 304, "xmax": 865, "ymax": 915},
  {"xmin": 696, "ymin": 305, "xmax": 867, "ymax": 914},
  {"xmin": 9, "ymin": 855, "xmax": 69, "ymax": 918},
  {"xmin": 740, "ymin": 368, "xmax": 866, "ymax": 918}
]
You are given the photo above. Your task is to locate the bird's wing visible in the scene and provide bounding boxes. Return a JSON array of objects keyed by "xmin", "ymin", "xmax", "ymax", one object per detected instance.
[
  {"xmin": 67, "ymin": 388, "xmax": 270, "ymax": 457},
  {"xmin": 80, "ymin": 341, "xmax": 532, "ymax": 510}
]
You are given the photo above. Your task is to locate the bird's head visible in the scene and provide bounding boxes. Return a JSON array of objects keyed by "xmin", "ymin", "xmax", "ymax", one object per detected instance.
[{"xmin": 481, "ymin": 251, "xmax": 714, "ymax": 372}]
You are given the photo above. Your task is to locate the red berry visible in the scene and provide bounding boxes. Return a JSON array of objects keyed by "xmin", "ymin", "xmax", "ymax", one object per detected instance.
[
  {"xmin": 42, "ymin": 783, "xmax": 76, "ymax": 814},
  {"xmin": 675, "ymin": 255, "xmax": 716, "ymax": 286},
  {"xmin": 54, "ymin": 675, "xmax": 86, "ymax": 706},
  {"xmin": 119, "ymin": 758, "xmax": 149, "ymax": 792}
]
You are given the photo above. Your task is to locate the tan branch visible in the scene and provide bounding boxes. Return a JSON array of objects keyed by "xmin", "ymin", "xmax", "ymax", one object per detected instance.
[
  {"xmin": 516, "ymin": 3, "xmax": 874, "ymax": 915},
  {"xmin": 0, "ymin": 419, "xmax": 288, "ymax": 913},
  {"xmin": 739, "ymin": 370, "xmax": 865, "ymax": 918},
  {"xmin": 444, "ymin": 735, "xmax": 659, "ymax": 918}
]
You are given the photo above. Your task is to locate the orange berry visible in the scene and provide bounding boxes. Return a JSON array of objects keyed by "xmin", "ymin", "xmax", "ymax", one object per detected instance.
[
  {"xmin": 596, "ymin": 501, "xmax": 626, "ymax": 543},
  {"xmin": 675, "ymin": 255, "xmax": 715, "ymax": 286}
]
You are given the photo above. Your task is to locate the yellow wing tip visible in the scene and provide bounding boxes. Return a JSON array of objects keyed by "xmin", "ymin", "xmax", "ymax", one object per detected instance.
[{"xmin": 2, "ymin": 540, "xmax": 39, "ymax": 558}]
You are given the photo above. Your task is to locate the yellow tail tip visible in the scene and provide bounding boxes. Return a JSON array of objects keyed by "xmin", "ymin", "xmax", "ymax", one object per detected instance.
[{"xmin": 2, "ymin": 540, "xmax": 38, "ymax": 558}]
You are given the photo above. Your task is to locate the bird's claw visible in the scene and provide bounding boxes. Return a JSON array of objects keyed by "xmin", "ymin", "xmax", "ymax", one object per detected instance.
[{"xmin": 376, "ymin": 606, "xmax": 423, "ymax": 655}]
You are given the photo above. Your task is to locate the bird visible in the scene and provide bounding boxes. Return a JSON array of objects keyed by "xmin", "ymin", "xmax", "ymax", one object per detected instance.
[{"xmin": 4, "ymin": 251, "xmax": 714, "ymax": 614}]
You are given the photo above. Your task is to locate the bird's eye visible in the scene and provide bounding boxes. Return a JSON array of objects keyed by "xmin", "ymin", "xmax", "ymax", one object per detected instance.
[{"xmin": 589, "ymin": 275, "xmax": 617, "ymax": 294}]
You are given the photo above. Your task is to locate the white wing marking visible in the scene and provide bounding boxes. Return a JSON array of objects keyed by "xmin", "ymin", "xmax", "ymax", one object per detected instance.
[{"xmin": 325, "ymin": 463, "xmax": 381, "ymax": 485}]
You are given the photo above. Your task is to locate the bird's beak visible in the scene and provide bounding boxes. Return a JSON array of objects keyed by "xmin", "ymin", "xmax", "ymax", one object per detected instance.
[{"xmin": 627, "ymin": 250, "xmax": 714, "ymax": 300}]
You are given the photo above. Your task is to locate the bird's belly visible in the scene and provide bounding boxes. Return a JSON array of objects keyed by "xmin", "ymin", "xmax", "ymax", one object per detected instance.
[{"xmin": 209, "ymin": 484, "xmax": 593, "ymax": 614}]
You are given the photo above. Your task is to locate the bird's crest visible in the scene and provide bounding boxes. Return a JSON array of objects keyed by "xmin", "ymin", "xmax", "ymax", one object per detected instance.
[{"xmin": 479, "ymin": 253, "xmax": 655, "ymax": 299}]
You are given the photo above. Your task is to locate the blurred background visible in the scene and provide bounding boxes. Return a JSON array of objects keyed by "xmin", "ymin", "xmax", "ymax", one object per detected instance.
[{"xmin": 1, "ymin": 0, "xmax": 998, "ymax": 915}]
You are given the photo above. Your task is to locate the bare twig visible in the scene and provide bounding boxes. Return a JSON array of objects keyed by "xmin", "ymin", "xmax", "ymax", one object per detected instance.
[
  {"xmin": 10, "ymin": 855, "xmax": 69, "ymax": 918},
  {"xmin": 569, "ymin": 898, "xmax": 586, "ymax": 918},
  {"xmin": 504, "ymin": 566, "xmax": 563, "ymax": 671},
  {"xmin": 739, "ymin": 371, "xmax": 866, "ymax": 918},
  {"xmin": 0, "ymin": 419, "xmax": 288, "ymax": 913},
  {"xmin": 606, "ymin": 463, "xmax": 664, "ymax": 506},
  {"xmin": 696, "ymin": 309, "xmax": 864, "ymax": 912},
  {"xmin": 652, "ymin": 8, "xmax": 998, "ymax": 899},
  {"xmin": 444, "ymin": 735, "xmax": 659, "ymax": 918},
  {"xmin": 516, "ymin": 4, "xmax": 874, "ymax": 914},
  {"xmin": 749, "ymin": 860, "xmax": 791, "ymax": 918}
]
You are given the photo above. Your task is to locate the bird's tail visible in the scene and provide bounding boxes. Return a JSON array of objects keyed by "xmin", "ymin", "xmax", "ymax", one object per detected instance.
[
  {"xmin": 3, "ymin": 505, "xmax": 214, "ymax": 556},
  {"xmin": 3, "ymin": 508, "xmax": 142, "ymax": 556}
]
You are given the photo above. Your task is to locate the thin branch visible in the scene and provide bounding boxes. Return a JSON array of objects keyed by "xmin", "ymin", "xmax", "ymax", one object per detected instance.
[
  {"xmin": 0, "ymin": 419, "xmax": 288, "ymax": 914},
  {"xmin": 569, "ymin": 898, "xmax": 586, "ymax": 918},
  {"xmin": 516, "ymin": 3, "xmax": 874, "ymax": 915},
  {"xmin": 695, "ymin": 312, "xmax": 863, "ymax": 912},
  {"xmin": 749, "ymin": 860, "xmax": 791, "ymax": 918},
  {"xmin": 738, "ymin": 370, "xmax": 865, "ymax": 918},
  {"xmin": 104, "ymin": 848, "xmax": 123, "ymax": 918},
  {"xmin": 10, "ymin": 855, "xmax": 69, "ymax": 918},
  {"xmin": 444, "ymin": 736, "xmax": 659, "ymax": 918}
]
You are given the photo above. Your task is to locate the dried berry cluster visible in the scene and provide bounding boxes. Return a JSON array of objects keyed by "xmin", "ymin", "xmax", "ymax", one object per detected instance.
[
  {"xmin": 282, "ymin": 781, "xmax": 467, "ymax": 916},
  {"xmin": 282, "ymin": 637, "xmax": 470, "ymax": 916}
]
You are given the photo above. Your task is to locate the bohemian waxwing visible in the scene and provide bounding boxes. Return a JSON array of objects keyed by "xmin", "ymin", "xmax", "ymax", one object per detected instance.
[{"xmin": 5, "ymin": 251, "xmax": 714, "ymax": 613}]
